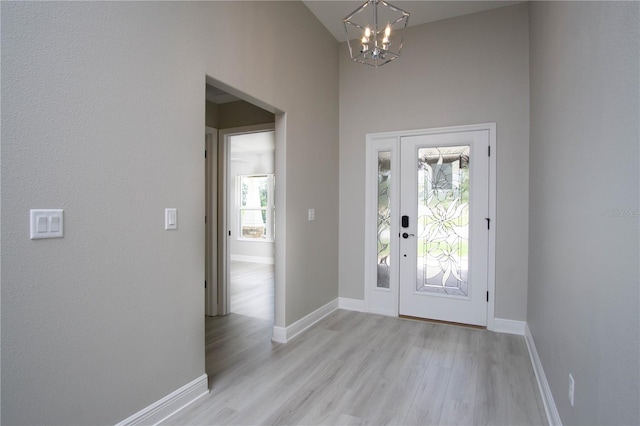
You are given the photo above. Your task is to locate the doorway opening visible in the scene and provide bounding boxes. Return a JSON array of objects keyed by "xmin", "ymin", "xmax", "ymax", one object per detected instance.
[
  {"xmin": 204, "ymin": 80, "xmax": 282, "ymax": 386},
  {"xmin": 221, "ymin": 125, "xmax": 275, "ymax": 322},
  {"xmin": 205, "ymin": 81, "xmax": 277, "ymax": 315}
]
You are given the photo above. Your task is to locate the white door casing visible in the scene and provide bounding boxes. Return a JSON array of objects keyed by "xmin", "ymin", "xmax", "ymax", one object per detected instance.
[
  {"xmin": 219, "ymin": 123, "xmax": 276, "ymax": 316},
  {"xmin": 364, "ymin": 123, "xmax": 496, "ymax": 327}
]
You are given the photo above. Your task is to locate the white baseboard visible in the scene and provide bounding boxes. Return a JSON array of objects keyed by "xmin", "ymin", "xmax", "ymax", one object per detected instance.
[
  {"xmin": 525, "ymin": 324, "xmax": 562, "ymax": 426},
  {"xmin": 230, "ymin": 254, "xmax": 274, "ymax": 265},
  {"xmin": 116, "ymin": 374, "xmax": 208, "ymax": 426},
  {"xmin": 488, "ymin": 317, "xmax": 526, "ymax": 335},
  {"xmin": 271, "ymin": 326, "xmax": 287, "ymax": 343},
  {"xmin": 271, "ymin": 298, "xmax": 338, "ymax": 343},
  {"xmin": 338, "ymin": 297, "xmax": 366, "ymax": 312}
]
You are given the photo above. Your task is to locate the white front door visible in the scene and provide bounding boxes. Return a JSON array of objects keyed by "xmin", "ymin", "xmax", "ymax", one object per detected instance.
[
  {"xmin": 364, "ymin": 125, "xmax": 493, "ymax": 326},
  {"xmin": 399, "ymin": 130, "xmax": 489, "ymax": 326}
]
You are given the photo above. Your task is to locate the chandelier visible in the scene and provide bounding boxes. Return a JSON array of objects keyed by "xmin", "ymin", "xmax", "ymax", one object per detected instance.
[{"xmin": 343, "ymin": 0, "xmax": 410, "ymax": 68}]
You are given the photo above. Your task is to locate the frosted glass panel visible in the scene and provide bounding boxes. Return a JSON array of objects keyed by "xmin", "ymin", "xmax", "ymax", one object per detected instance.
[
  {"xmin": 416, "ymin": 146, "xmax": 470, "ymax": 296},
  {"xmin": 377, "ymin": 151, "xmax": 391, "ymax": 288}
]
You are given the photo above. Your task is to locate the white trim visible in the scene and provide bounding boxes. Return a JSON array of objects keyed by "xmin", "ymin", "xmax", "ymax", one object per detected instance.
[
  {"xmin": 230, "ymin": 254, "xmax": 275, "ymax": 265},
  {"xmin": 236, "ymin": 173, "xmax": 275, "ymax": 242},
  {"xmin": 338, "ymin": 297, "xmax": 366, "ymax": 312},
  {"xmin": 486, "ymin": 123, "xmax": 498, "ymax": 332},
  {"xmin": 271, "ymin": 298, "xmax": 338, "ymax": 343},
  {"xmin": 367, "ymin": 123, "xmax": 497, "ymax": 140},
  {"xmin": 116, "ymin": 374, "xmax": 208, "ymax": 426},
  {"xmin": 525, "ymin": 324, "xmax": 563, "ymax": 426},
  {"xmin": 220, "ymin": 123, "xmax": 276, "ymax": 316},
  {"xmin": 271, "ymin": 326, "xmax": 287, "ymax": 344},
  {"xmin": 488, "ymin": 317, "xmax": 526, "ymax": 335},
  {"xmin": 273, "ymin": 113, "xmax": 287, "ymax": 330},
  {"xmin": 219, "ymin": 128, "xmax": 230, "ymax": 315}
]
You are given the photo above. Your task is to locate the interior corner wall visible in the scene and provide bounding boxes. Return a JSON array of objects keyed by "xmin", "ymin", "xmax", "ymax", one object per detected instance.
[
  {"xmin": 206, "ymin": 100, "xmax": 220, "ymax": 128},
  {"xmin": 218, "ymin": 100, "xmax": 275, "ymax": 129},
  {"xmin": 1, "ymin": 2, "xmax": 339, "ymax": 424},
  {"xmin": 528, "ymin": 2, "xmax": 640, "ymax": 425},
  {"xmin": 338, "ymin": 3, "xmax": 530, "ymax": 321},
  {"xmin": 206, "ymin": 99, "xmax": 275, "ymax": 130}
]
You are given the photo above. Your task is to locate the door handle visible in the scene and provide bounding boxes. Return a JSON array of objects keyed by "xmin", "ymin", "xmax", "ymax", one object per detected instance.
[{"xmin": 402, "ymin": 232, "xmax": 414, "ymax": 239}]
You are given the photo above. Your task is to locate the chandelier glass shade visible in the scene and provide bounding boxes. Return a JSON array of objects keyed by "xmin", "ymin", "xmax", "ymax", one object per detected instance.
[{"xmin": 343, "ymin": 0, "xmax": 410, "ymax": 68}]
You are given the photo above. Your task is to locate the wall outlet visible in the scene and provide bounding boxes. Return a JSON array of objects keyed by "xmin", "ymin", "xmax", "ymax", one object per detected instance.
[{"xmin": 568, "ymin": 374, "xmax": 575, "ymax": 407}]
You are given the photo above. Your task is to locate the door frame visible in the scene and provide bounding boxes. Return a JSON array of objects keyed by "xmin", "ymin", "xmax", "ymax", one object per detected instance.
[
  {"xmin": 364, "ymin": 123, "xmax": 497, "ymax": 326},
  {"xmin": 205, "ymin": 126, "xmax": 218, "ymax": 317},
  {"xmin": 218, "ymin": 123, "xmax": 276, "ymax": 316}
]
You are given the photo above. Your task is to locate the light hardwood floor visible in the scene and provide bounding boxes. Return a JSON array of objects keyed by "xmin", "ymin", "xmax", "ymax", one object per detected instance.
[
  {"xmin": 164, "ymin": 308, "xmax": 547, "ymax": 425},
  {"xmin": 229, "ymin": 261, "xmax": 274, "ymax": 321}
]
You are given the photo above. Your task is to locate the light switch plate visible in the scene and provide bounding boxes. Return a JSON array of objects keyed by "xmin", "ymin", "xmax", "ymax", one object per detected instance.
[
  {"xmin": 308, "ymin": 208, "xmax": 315, "ymax": 221},
  {"xmin": 165, "ymin": 208, "xmax": 177, "ymax": 230},
  {"xmin": 30, "ymin": 209, "xmax": 64, "ymax": 239}
]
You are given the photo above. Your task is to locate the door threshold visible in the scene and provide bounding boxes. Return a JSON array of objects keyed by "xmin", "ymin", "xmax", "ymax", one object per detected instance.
[{"xmin": 398, "ymin": 315, "xmax": 486, "ymax": 330}]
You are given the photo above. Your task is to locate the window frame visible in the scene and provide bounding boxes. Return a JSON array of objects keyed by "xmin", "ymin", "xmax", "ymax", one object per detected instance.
[{"xmin": 236, "ymin": 173, "xmax": 275, "ymax": 242}]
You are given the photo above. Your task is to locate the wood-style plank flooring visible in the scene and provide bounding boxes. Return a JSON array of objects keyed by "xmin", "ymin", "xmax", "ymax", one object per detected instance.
[
  {"xmin": 230, "ymin": 261, "xmax": 274, "ymax": 321},
  {"xmin": 164, "ymin": 303, "xmax": 548, "ymax": 425}
]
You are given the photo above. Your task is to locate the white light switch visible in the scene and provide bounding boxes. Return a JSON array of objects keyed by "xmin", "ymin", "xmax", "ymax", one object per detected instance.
[
  {"xmin": 308, "ymin": 208, "xmax": 315, "ymax": 221},
  {"xmin": 37, "ymin": 216, "xmax": 48, "ymax": 233},
  {"xmin": 50, "ymin": 216, "xmax": 60, "ymax": 232},
  {"xmin": 165, "ymin": 208, "xmax": 177, "ymax": 230},
  {"xmin": 30, "ymin": 209, "xmax": 64, "ymax": 240}
]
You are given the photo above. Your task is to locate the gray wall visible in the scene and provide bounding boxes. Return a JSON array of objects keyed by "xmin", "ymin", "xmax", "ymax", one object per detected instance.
[
  {"xmin": 1, "ymin": 2, "xmax": 339, "ymax": 424},
  {"xmin": 339, "ymin": 4, "xmax": 531, "ymax": 320},
  {"xmin": 528, "ymin": 2, "xmax": 639, "ymax": 425}
]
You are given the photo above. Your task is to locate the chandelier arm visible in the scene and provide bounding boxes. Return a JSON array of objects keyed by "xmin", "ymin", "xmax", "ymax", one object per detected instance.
[
  {"xmin": 343, "ymin": 0, "xmax": 371, "ymax": 22},
  {"xmin": 344, "ymin": 21, "xmax": 369, "ymax": 32},
  {"xmin": 379, "ymin": 0, "xmax": 410, "ymax": 16},
  {"xmin": 388, "ymin": 15, "xmax": 408, "ymax": 27},
  {"xmin": 372, "ymin": 0, "xmax": 378, "ymax": 38}
]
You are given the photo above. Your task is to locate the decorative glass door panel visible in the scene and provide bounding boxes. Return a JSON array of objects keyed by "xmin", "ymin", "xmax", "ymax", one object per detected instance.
[
  {"xmin": 399, "ymin": 131, "xmax": 489, "ymax": 326},
  {"xmin": 365, "ymin": 136, "xmax": 399, "ymax": 317},
  {"xmin": 377, "ymin": 151, "xmax": 392, "ymax": 289},
  {"xmin": 416, "ymin": 146, "xmax": 470, "ymax": 296}
]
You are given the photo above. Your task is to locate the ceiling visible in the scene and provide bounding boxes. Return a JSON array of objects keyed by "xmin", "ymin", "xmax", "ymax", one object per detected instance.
[
  {"xmin": 302, "ymin": 1, "xmax": 524, "ymax": 42},
  {"xmin": 206, "ymin": 84, "xmax": 240, "ymax": 104}
]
